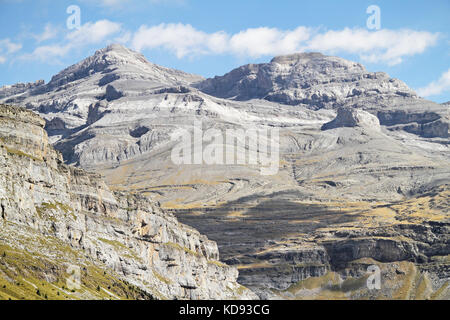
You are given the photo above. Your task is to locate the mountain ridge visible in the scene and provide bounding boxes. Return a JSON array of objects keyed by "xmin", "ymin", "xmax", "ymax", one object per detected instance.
[{"xmin": 0, "ymin": 44, "xmax": 448, "ymax": 299}]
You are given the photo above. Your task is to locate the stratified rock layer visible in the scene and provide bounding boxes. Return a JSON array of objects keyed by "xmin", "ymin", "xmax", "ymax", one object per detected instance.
[
  {"xmin": 0, "ymin": 45, "xmax": 448, "ymax": 299},
  {"xmin": 0, "ymin": 104, "xmax": 256, "ymax": 300}
]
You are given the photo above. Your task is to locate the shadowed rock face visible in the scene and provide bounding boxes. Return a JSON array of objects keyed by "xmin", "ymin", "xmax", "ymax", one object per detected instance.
[{"xmin": 0, "ymin": 45, "xmax": 449, "ymax": 299}]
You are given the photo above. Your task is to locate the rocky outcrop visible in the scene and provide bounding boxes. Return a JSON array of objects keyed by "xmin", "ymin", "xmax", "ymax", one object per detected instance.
[
  {"xmin": 196, "ymin": 52, "xmax": 448, "ymax": 138},
  {"xmin": 196, "ymin": 52, "xmax": 416, "ymax": 108},
  {"xmin": 0, "ymin": 104, "xmax": 256, "ymax": 300},
  {"xmin": 229, "ymin": 213, "xmax": 449, "ymax": 299},
  {"xmin": 321, "ymin": 107, "xmax": 380, "ymax": 131},
  {"xmin": 377, "ymin": 110, "xmax": 449, "ymax": 138},
  {"xmin": 0, "ymin": 80, "xmax": 45, "ymax": 100}
]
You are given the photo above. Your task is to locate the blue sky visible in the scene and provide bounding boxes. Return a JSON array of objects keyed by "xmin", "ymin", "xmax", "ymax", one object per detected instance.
[{"xmin": 0, "ymin": 0, "xmax": 449, "ymax": 102}]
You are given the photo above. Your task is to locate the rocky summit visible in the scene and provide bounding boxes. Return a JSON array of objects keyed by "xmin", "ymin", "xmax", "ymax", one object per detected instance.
[{"xmin": 0, "ymin": 44, "xmax": 449, "ymax": 299}]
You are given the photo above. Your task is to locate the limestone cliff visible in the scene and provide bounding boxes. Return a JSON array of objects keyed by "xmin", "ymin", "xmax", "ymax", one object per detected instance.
[
  {"xmin": 0, "ymin": 104, "xmax": 256, "ymax": 300},
  {"xmin": 1, "ymin": 45, "xmax": 448, "ymax": 299}
]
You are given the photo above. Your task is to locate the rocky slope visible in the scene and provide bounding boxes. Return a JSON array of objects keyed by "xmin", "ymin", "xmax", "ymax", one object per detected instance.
[
  {"xmin": 0, "ymin": 104, "xmax": 256, "ymax": 300},
  {"xmin": 230, "ymin": 185, "xmax": 449, "ymax": 299},
  {"xmin": 196, "ymin": 52, "xmax": 414, "ymax": 106},
  {"xmin": 197, "ymin": 52, "xmax": 449, "ymax": 138},
  {"xmin": 0, "ymin": 44, "xmax": 448, "ymax": 299},
  {"xmin": 1, "ymin": 44, "xmax": 203, "ymax": 131}
]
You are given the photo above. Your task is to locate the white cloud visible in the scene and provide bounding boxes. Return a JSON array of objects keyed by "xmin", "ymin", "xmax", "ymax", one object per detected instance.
[
  {"xmin": 20, "ymin": 20, "xmax": 122, "ymax": 62},
  {"xmin": 229, "ymin": 27, "xmax": 311, "ymax": 58},
  {"xmin": 132, "ymin": 24, "xmax": 311, "ymax": 58},
  {"xmin": 307, "ymin": 28, "xmax": 439, "ymax": 65},
  {"xmin": 114, "ymin": 31, "xmax": 132, "ymax": 44},
  {"xmin": 0, "ymin": 38, "xmax": 22, "ymax": 54},
  {"xmin": 33, "ymin": 23, "xmax": 59, "ymax": 43},
  {"xmin": 29, "ymin": 44, "xmax": 72, "ymax": 61},
  {"xmin": 131, "ymin": 23, "xmax": 438, "ymax": 65},
  {"xmin": 66, "ymin": 20, "xmax": 122, "ymax": 45},
  {"xmin": 417, "ymin": 69, "xmax": 450, "ymax": 97},
  {"xmin": 0, "ymin": 38, "xmax": 22, "ymax": 63},
  {"xmin": 132, "ymin": 23, "xmax": 228, "ymax": 58}
]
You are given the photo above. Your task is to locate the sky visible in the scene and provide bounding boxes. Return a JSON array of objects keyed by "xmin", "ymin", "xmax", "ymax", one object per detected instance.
[{"xmin": 0, "ymin": 0, "xmax": 449, "ymax": 102}]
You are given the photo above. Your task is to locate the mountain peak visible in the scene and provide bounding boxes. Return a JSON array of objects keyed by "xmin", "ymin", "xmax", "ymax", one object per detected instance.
[
  {"xmin": 95, "ymin": 43, "xmax": 149, "ymax": 64},
  {"xmin": 270, "ymin": 52, "xmax": 325, "ymax": 63},
  {"xmin": 45, "ymin": 44, "xmax": 202, "ymax": 91},
  {"xmin": 47, "ymin": 44, "xmax": 149, "ymax": 88},
  {"xmin": 104, "ymin": 43, "xmax": 129, "ymax": 52},
  {"xmin": 196, "ymin": 52, "xmax": 413, "ymax": 107},
  {"xmin": 270, "ymin": 52, "xmax": 366, "ymax": 72}
]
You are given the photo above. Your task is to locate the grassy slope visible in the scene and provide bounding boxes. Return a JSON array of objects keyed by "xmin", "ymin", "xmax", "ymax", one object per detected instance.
[{"xmin": 0, "ymin": 221, "xmax": 154, "ymax": 300}]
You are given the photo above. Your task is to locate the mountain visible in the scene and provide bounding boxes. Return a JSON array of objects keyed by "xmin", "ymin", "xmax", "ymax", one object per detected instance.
[
  {"xmin": 1, "ymin": 44, "xmax": 203, "ymax": 130},
  {"xmin": 196, "ymin": 52, "xmax": 449, "ymax": 138},
  {"xmin": 0, "ymin": 44, "xmax": 448, "ymax": 299},
  {"xmin": 0, "ymin": 104, "xmax": 255, "ymax": 300},
  {"xmin": 196, "ymin": 52, "xmax": 413, "ymax": 105}
]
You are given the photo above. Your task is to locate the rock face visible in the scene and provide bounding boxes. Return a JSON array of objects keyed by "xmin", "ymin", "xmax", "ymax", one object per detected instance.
[
  {"xmin": 0, "ymin": 80, "xmax": 45, "ymax": 99},
  {"xmin": 196, "ymin": 52, "xmax": 414, "ymax": 107},
  {"xmin": 0, "ymin": 104, "xmax": 256, "ymax": 300},
  {"xmin": 1, "ymin": 44, "xmax": 204, "ymax": 129},
  {"xmin": 0, "ymin": 45, "xmax": 448, "ymax": 299},
  {"xmin": 225, "ymin": 186, "xmax": 450, "ymax": 299},
  {"xmin": 196, "ymin": 52, "xmax": 449, "ymax": 138},
  {"xmin": 321, "ymin": 107, "xmax": 380, "ymax": 131}
]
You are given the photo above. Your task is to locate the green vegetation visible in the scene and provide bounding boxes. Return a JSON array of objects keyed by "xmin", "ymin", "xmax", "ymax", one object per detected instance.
[
  {"xmin": 152, "ymin": 270, "xmax": 172, "ymax": 285},
  {"xmin": 35, "ymin": 202, "xmax": 77, "ymax": 222},
  {"xmin": 165, "ymin": 242, "xmax": 199, "ymax": 256},
  {"xmin": 98, "ymin": 238, "xmax": 128, "ymax": 250},
  {"xmin": 5, "ymin": 147, "xmax": 41, "ymax": 162},
  {"xmin": 0, "ymin": 230, "xmax": 154, "ymax": 300},
  {"xmin": 97, "ymin": 238, "xmax": 142, "ymax": 263},
  {"xmin": 207, "ymin": 260, "xmax": 227, "ymax": 268}
]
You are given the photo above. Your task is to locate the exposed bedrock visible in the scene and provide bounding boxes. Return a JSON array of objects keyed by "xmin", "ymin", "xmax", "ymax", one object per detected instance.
[{"xmin": 0, "ymin": 104, "xmax": 256, "ymax": 300}]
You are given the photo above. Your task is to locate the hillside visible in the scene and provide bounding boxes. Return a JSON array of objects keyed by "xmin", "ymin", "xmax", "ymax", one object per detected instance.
[
  {"xmin": 0, "ymin": 44, "xmax": 448, "ymax": 299},
  {"xmin": 0, "ymin": 104, "xmax": 255, "ymax": 300}
]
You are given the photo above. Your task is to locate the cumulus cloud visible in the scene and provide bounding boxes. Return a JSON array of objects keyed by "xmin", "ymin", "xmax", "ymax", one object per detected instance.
[
  {"xmin": 21, "ymin": 20, "xmax": 122, "ymax": 62},
  {"xmin": 417, "ymin": 69, "xmax": 450, "ymax": 97},
  {"xmin": 229, "ymin": 26, "xmax": 310, "ymax": 58},
  {"xmin": 29, "ymin": 44, "xmax": 72, "ymax": 61},
  {"xmin": 66, "ymin": 20, "xmax": 122, "ymax": 45},
  {"xmin": 131, "ymin": 23, "xmax": 438, "ymax": 65},
  {"xmin": 132, "ymin": 24, "xmax": 310, "ymax": 58},
  {"xmin": 307, "ymin": 28, "xmax": 439, "ymax": 65},
  {"xmin": 132, "ymin": 23, "xmax": 229, "ymax": 58}
]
